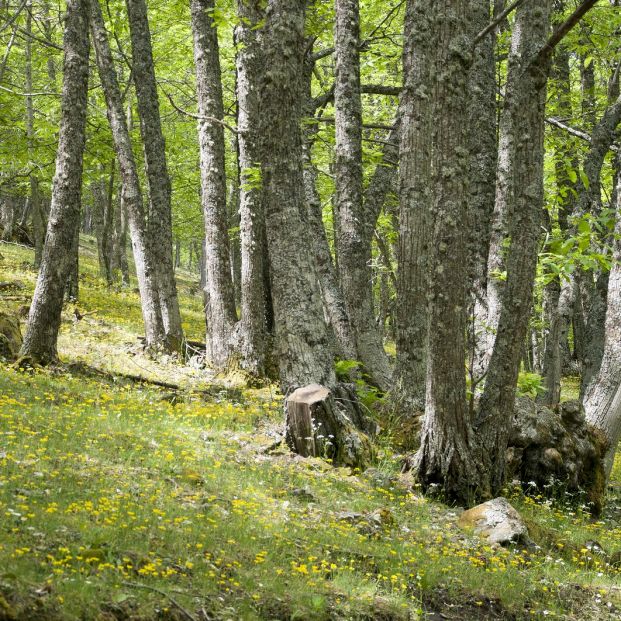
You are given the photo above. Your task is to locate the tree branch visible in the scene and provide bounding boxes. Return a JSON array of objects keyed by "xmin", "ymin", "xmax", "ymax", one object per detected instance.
[
  {"xmin": 473, "ymin": 0, "xmax": 526, "ymax": 46},
  {"xmin": 537, "ymin": 0, "xmax": 599, "ymax": 63}
]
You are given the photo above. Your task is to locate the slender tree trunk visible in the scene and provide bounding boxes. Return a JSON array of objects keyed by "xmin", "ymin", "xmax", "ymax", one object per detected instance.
[
  {"xmin": 334, "ymin": 0, "xmax": 391, "ymax": 391},
  {"xmin": 475, "ymin": 0, "xmax": 552, "ymax": 496},
  {"xmin": 468, "ymin": 0, "xmax": 499, "ymax": 384},
  {"xmin": 541, "ymin": 47, "xmax": 577, "ymax": 406},
  {"xmin": 190, "ymin": 0, "xmax": 238, "ymax": 368},
  {"xmin": 90, "ymin": 0, "xmax": 165, "ymax": 345},
  {"xmin": 412, "ymin": 0, "xmax": 479, "ymax": 505},
  {"xmin": 395, "ymin": 0, "xmax": 432, "ymax": 409},
  {"xmin": 21, "ymin": 0, "xmax": 90, "ymax": 364},
  {"xmin": 24, "ymin": 3, "xmax": 46, "ymax": 269},
  {"xmin": 259, "ymin": 0, "xmax": 336, "ymax": 391},
  {"xmin": 301, "ymin": 46, "xmax": 357, "ymax": 362},
  {"xmin": 126, "ymin": 0, "xmax": 183, "ymax": 351},
  {"xmin": 584, "ymin": 151, "xmax": 621, "ymax": 476}
]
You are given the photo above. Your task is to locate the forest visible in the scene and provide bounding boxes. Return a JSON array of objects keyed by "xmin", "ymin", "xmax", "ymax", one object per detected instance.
[{"xmin": 1, "ymin": 0, "xmax": 621, "ymax": 619}]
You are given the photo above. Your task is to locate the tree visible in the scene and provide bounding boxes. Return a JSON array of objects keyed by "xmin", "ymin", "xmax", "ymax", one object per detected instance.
[
  {"xmin": 90, "ymin": 0, "xmax": 166, "ymax": 348},
  {"xmin": 190, "ymin": 0, "xmax": 238, "ymax": 369},
  {"xmin": 334, "ymin": 0, "xmax": 391, "ymax": 390},
  {"xmin": 408, "ymin": 0, "xmax": 479, "ymax": 504},
  {"xmin": 395, "ymin": 0, "xmax": 432, "ymax": 410},
  {"xmin": 234, "ymin": 0, "xmax": 271, "ymax": 377},
  {"xmin": 20, "ymin": 0, "xmax": 90, "ymax": 364},
  {"xmin": 125, "ymin": 0, "xmax": 183, "ymax": 352},
  {"xmin": 259, "ymin": 0, "xmax": 336, "ymax": 391}
]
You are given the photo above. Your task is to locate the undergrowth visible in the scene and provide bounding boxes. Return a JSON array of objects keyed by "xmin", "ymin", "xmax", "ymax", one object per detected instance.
[{"xmin": 0, "ymin": 240, "xmax": 620, "ymax": 620}]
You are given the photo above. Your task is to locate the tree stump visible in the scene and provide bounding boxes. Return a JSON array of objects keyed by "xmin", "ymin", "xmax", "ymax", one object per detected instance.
[{"xmin": 285, "ymin": 383, "xmax": 375, "ymax": 468}]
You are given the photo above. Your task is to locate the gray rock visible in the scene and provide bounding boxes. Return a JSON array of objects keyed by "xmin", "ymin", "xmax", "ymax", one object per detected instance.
[{"xmin": 458, "ymin": 497, "xmax": 529, "ymax": 546}]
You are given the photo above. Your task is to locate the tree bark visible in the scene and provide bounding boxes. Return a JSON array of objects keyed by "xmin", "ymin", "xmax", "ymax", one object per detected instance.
[
  {"xmin": 126, "ymin": 0, "xmax": 183, "ymax": 351},
  {"xmin": 412, "ymin": 0, "xmax": 480, "ymax": 505},
  {"xmin": 475, "ymin": 0, "xmax": 553, "ymax": 496},
  {"xmin": 90, "ymin": 0, "xmax": 165, "ymax": 346},
  {"xmin": 467, "ymin": 0, "xmax": 499, "ymax": 385},
  {"xmin": 233, "ymin": 0, "xmax": 270, "ymax": 376},
  {"xmin": 21, "ymin": 0, "xmax": 90, "ymax": 364},
  {"xmin": 334, "ymin": 0, "xmax": 391, "ymax": 391},
  {"xmin": 395, "ymin": 0, "xmax": 432, "ymax": 409},
  {"xmin": 584, "ymin": 151, "xmax": 621, "ymax": 476},
  {"xmin": 190, "ymin": 0, "xmax": 238, "ymax": 369},
  {"xmin": 259, "ymin": 0, "xmax": 336, "ymax": 391}
]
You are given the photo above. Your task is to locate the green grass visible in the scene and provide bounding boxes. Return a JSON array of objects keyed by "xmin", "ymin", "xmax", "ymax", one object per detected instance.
[{"xmin": 1, "ymin": 241, "xmax": 620, "ymax": 620}]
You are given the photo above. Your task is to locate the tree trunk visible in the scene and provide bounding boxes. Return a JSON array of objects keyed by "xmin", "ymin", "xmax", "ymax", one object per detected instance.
[
  {"xmin": 395, "ymin": 0, "xmax": 432, "ymax": 409},
  {"xmin": 584, "ymin": 151, "xmax": 621, "ymax": 476},
  {"xmin": 411, "ymin": 0, "xmax": 480, "ymax": 505},
  {"xmin": 24, "ymin": 3, "xmax": 46, "ymax": 269},
  {"xmin": 334, "ymin": 0, "xmax": 391, "ymax": 391},
  {"xmin": 233, "ymin": 0, "xmax": 270, "ymax": 376},
  {"xmin": 259, "ymin": 0, "xmax": 336, "ymax": 391},
  {"xmin": 475, "ymin": 0, "xmax": 553, "ymax": 496},
  {"xmin": 126, "ymin": 0, "xmax": 183, "ymax": 351},
  {"xmin": 190, "ymin": 0, "xmax": 238, "ymax": 369},
  {"xmin": 20, "ymin": 0, "xmax": 90, "ymax": 364},
  {"xmin": 90, "ymin": 0, "xmax": 165, "ymax": 346},
  {"xmin": 468, "ymin": 0, "xmax": 499, "ymax": 385},
  {"xmin": 301, "ymin": 46, "xmax": 357, "ymax": 362}
]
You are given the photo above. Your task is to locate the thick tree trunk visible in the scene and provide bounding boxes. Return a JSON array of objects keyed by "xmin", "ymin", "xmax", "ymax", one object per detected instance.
[
  {"xmin": 395, "ymin": 0, "xmax": 432, "ymax": 409},
  {"xmin": 475, "ymin": 0, "xmax": 552, "ymax": 496},
  {"xmin": 126, "ymin": 0, "xmax": 183, "ymax": 351},
  {"xmin": 90, "ymin": 0, "xmax": 165, "ymax": 346},
  {"xmin": 20, "ymin": 0, "xmax": 90, "ymax": 364},
  {"xmin": 334, "ymin": 0, "xmax": 391, "ymax": 391},
  {"xmin": 412, "ymin": 0, "xmax": 480, "ymax": 505},
  {"xmin": 259, "ymin": 0, "xmax": 336, "ymax": 391},
  {"xmin": 233, "ymin": 0, "xmax": 270, "ymax": 376},
  {"xmin": 190, "ymin": 0, "xmax": 238, "ymax": 369}
]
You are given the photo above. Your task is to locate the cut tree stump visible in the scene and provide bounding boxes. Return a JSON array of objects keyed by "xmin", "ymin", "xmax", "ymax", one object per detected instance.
[{"xmin": 285, "ymin": 383, "xmax": 375, "ymax": 468}]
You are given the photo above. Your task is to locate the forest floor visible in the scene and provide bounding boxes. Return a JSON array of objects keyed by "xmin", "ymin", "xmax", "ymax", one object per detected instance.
[{"xmin": 0, "ymin": 239, "xmax": 620, "ymax": 621}]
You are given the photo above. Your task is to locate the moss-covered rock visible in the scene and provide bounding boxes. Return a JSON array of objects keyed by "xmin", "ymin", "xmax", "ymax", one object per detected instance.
[{"xmin": 0, "ymin": 312, "xmax": 22, "ymax": 361}]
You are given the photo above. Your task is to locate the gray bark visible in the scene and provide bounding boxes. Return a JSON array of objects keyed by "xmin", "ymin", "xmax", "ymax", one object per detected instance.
[
  {"xmin": 334, "ymin": 0, "xmax": 391, "ymax": 391},
  {"xmin": 233, "ymin": 0, "xmax": 270, "ymax": 376},
  {"xmin": 190, "ymin": 0, "xmax": 238, "ymax": 369},
  {"xmin": 90, "ymin": 0, "xmax": 165, "ymax": 345},
  {"xmin": 475, "ymin": 0, "xmax": 552, "ymax": 496},
  {"xmin": 259, "ymin": 0, "xmax": 336, "ymax": 391},
  {"xmin": 126, "ymin": 0, "xmax": 183, "ymax": 351},
  {"xmin": 395, "ymin": 0, "xmax": 432, "ymax": 409},
  {"xmin": 302, "ymin": 46, "xmax": 357, "ymax": 362},
  {"xmin": 21, "ymin": 0, "xmax": 90, "ymax": 364},
  {"xmin": 412, "ymin": 0, "xmax": 480, "ymax": 505},
  {"xmin": 584, "ymin": 151, "xmax": 621, "ymax": 475},
  {"xmin": 468, "ymin": 0, "xmax": 499, "ymax": 385}
]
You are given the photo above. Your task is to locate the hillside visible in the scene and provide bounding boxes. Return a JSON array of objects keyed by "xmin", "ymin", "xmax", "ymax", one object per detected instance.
[{"xmin": 1, "ymin": 239, "xmax": 620, "ymax": 621}]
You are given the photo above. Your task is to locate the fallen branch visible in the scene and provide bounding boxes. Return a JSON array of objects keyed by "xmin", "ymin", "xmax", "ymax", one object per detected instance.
[{"xmin": 121, "ymin": 581, "xmax": 197, "ymax": 621}]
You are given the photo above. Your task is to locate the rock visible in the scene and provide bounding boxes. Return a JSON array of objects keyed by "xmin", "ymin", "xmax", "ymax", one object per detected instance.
[
  {"xmin": 0, "ymin": 312, "xmax": 22, "ymax": 361},
  {"xmin": 458, "ymin": 497, "xmax": 529, "ymax": 546},
  {"xmin": 507, "ymin": 396, "xmax": 607, "ymax": 515}
]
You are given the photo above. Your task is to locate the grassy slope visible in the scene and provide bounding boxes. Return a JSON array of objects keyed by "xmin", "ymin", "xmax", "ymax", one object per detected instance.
[{"xmin": 0, "ymin": 240, "xmax": 620, "ymax": 621}]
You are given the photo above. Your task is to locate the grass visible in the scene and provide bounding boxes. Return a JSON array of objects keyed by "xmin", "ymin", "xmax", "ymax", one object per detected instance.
[{"xmin": 0, "ymin": 240, "xmax": 620, "ymax": 620}]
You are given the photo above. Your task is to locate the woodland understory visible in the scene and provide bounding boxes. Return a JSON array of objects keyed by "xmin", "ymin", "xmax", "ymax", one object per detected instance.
[{"xmin": 1, "ymin": 0, "xmax": 621, "ymax": 619}]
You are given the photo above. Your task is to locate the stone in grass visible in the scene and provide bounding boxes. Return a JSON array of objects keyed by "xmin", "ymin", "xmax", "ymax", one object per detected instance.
[{"xmin": 458, "ymin": 497, "xmax": 529, "ymax": 546}]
